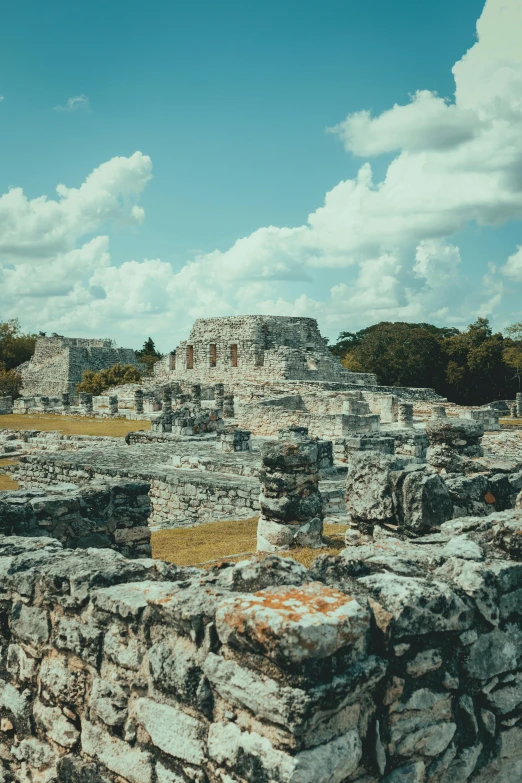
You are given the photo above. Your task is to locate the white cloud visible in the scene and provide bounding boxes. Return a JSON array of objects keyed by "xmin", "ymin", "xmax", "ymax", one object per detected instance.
[
  {"xmin": 54, "ymin": 95, "xmax": 90, "ymax": 112},
  {"xmin": 501, "ymin": 245, "xmax": 522, "ymax": 281},
  {"xmin": 2, "ymin": 0, "xmax": 522, "ymax": 349},
  {"xmin": 0, "ymin": 152, "xmax": 151, "ymax": 264},
  {"xmin": 0, "ymin": 96, "xmax": 4, "ymax": 102},
  {"xmin": 328, "ymin": 91, "xmax": 478, "ymax": 156}
]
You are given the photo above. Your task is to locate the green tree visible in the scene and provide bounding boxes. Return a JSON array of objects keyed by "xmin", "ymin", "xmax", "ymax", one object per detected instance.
[
  {"xmin": 503, "ymin": 321, "xmax": 522, "ymax": 392},
  {"xmin": 136, "ymin": 337, "xmax": 163, "ymax": 375},
  {"xmin": 0, "ymin": 319, "xmax": 37, "ymax": 370},
  {"xmin": 442, "ymin": 318, "xmax": 512, "ymax": 404},
  {"xmin": 331, "ymin": 322, "xmax": 455, "ymax": 390},
  {"xmin": 76, "ymin": 363, "xmax": 142, "ymax": 396}
]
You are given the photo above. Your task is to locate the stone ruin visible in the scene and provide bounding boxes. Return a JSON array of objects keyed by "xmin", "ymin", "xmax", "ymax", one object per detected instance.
[
  {"xmin": 20, "ymin": 336, "xmax": 142, "ymax": 397},
  {"xmin": 166, "ymin": 315, "xmax": 378, "ymax": 385},
  {"xmin": 1, "ymin": 316, "xmax": 522, "ymax": 782}
]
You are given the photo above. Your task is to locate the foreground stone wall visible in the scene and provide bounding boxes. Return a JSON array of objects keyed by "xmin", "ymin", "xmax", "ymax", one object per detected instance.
[{"xmin": 1, "ymin": 510, "xmax": 522, "ymax": 782}]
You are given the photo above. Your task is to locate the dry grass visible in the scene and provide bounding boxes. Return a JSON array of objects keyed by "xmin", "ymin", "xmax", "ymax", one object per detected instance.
[
  {"xmin": 0, "ymin": 457, "xmax": 19, "ymax": 491},
  {"xmin": 0, "ymin": 474, "xmax": 19, "ymax": 491},
  {"xmin": 151, "ymin": 517, "xmax": 347, "ymax": 569},
  {"xmin": 0, "ymin": 414, "xmax": 150, "ymax": 438}
]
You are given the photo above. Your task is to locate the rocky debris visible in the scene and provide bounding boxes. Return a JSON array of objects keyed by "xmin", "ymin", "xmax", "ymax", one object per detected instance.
[
  {"xmin": 346, "ymin": 452, "xmax": 453, "ymax": 534},
  {"xmin": 257, "ymin": 428, "xmax": 324, "ymax": 552},
  {"xmin": 426, "ymin": 418, "xmax": 484, "ymax": 459},
  {"xmin": 0, "ymin": 481, "xmax": 151, "ymax": 557}
]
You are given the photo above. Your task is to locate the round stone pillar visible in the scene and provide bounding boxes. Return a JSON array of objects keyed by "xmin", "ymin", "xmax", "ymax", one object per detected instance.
[
  {"xmin": 223, "ymin": 393, "xmax": 235, "ymax": 418},
  {"xmin": 398, "ymin": 402, "xmax": 414, "ymax": 428},
  {"xmin": 134, "ymin": 389, "xmax": 144, "ymax": 414},
  {"xmin": 214, "ymin": 383, "xmax": 225, "ymax": 410},
  {"xmin": 257, "ymin": 427, "xmax": 323, "ymax": 553}
]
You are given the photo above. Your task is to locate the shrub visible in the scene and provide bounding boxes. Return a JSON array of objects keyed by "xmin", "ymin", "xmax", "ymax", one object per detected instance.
[{"xmin": 76, "ymin": 363, "xmax": 142, "ymax": 396}]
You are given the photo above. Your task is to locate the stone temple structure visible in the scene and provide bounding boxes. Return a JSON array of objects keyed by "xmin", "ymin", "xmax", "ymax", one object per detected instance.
[
  {"xmin": 169, "ymin": 315, "xmax": 377, "ymax": 385},
  {"xmin": 21, "ymin": 336, "xmax": 142, "ymax": 397}
]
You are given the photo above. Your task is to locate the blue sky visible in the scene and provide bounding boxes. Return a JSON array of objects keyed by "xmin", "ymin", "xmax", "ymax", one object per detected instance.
[{"xmin": 1, "ymin": 0, "xmax": 521, "ymax": 351}]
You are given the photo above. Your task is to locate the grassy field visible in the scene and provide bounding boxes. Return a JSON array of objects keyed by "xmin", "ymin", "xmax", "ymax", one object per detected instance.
[
  {"xmin": 151, "ymin": 517, "xmax": 347, "ymax": 569},
  {"xmin": 0, "ymin": 414, "xmax": 150, "ymax": 438}
]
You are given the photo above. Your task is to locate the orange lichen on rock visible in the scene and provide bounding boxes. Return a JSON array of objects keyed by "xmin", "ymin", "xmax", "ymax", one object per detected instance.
[{"xmin": 215, "ymin": 582, "xmax": 369, "ymax": 665}]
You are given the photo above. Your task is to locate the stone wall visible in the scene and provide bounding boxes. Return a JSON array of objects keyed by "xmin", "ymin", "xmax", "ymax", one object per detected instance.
[
  {"xmin": 1, "ymin": 511, "xmax": 522, "ymax": 782},
  {"xmin": 0, "ymin": 480, "xmax": 151, "ymax": 557},
  {"xmin": 21, "ymin": 336, "xmax": 142, "ymax": 396}
]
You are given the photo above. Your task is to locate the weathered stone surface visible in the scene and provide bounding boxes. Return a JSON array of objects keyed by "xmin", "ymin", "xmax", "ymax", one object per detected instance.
[
  {"xmin": 82, "ymin": 719, "xmax": 153, "ymax": 783},
  {"xmin": 359, "ymin": 573, "xmax": 473, "ymax": 638},
  {"xmin": 208, "ymin": 721, "xmax": 362, "ymax": 783},
  {"xmin": 216, "ymin": 582, "xmax": 369, "ymax": 664},
  {"xmin": 134, "ymin": 698, "xmax": 206, "ymax": 764}
]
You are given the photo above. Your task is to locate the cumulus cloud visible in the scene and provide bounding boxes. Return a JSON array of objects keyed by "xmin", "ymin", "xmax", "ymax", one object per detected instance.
[
  {"xmin": 502, "ymin": 246, "xmax": 522, "ymax": 281},
  {"xmin": 54, "ymin": 95, "xmax": 90, "ymax": 112},
  {"xmin": 2, "ymin": 0, "xmax": 522, "ymax": 348}
]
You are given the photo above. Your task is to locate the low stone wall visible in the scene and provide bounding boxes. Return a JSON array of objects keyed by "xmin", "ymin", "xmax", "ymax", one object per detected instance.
[
  {"xmin": 148, "ymin": 472, "xmax": 260, "ymax": 528},
  {"xmin": 0, "ymin": 480, "xmax": 151, "ymax": 557},
  {"xmin": 1, "ymin": 506, "xmax": 522, "ymax": 783}
]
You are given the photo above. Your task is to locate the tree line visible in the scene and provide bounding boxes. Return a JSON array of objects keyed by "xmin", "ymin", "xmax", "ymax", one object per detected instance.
[
  {"xmin": 330, "ymin": 318, "xmax": 522, "ymax": 405},
  {"xmin": 2, "ymin": 317, "xmax": 521, "ymax": 405}
]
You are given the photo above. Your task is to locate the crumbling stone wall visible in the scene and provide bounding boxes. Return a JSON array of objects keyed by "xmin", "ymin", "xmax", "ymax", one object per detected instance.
[
  {"xmin": 1, "ymin": 508, "xmax": 522, "ymax": 782},
  {"xmin": 21, "ymin": 336, "xmax": 142, "ymax": 397},
  {"xmin": 0, "ymin": 480, "xmax": 151, "ymax": 557}
]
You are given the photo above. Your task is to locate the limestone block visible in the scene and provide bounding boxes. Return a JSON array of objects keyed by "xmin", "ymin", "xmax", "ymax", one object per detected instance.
[
  {"xmin": 359, "ymin": 573, "xmax": 473, "ymax": 639},
  {"xmin": 81, "ymin": 719, "xmax": 153, "ymax": 783},
  {"xmin": 216, "ymin": 583, "xmax": 370, "ymax": 665},
  {"xmin": 134, "ymin": 698, "xmax": 206, "ymax": 764}
]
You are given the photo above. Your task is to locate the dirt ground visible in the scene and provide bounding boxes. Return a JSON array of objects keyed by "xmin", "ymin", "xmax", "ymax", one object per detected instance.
[
  {"xmin": 0, "ymin": 414, "xmax": 150, "ymax": 438},
  {"xmin": 151, "ymin": 517, "xmax": 347, "ymax": 569}
]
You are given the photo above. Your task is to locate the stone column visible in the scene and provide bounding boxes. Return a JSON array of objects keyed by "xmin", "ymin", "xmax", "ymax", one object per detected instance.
[
  {"xmin": 257, "ymin": 427, "xmax": 323, "ymax": 552},
  {"xmin": 517, "ymin": 393, "xmax": 522, "ymax": 418},
  {"xmin": 214, "ymin": 383, "xmax": 225, "ymax": 411},
  {"xmin": 79, "ymin": 393, "xmax": 92, "ymax": 414},
  {"xmin": 219, "ymin": 428, "xmax": 251, "ymax": 452},
  {"xmin": 380, "ymin": 394, "xmax": 397, "ymax": 423},
  {"xmin": 223, "ymin": 393, "xmax": 235, "ymax": 418},
  {"xmin": 134, "ymin": 389, "xmax": 144, "ymax": 414},
  {"xmin": 190, "ymin": 384, "xmax": 202, "ymax": 407},
  {"xmin": 61, "ymin": 392, "xmax": 70, "ymax": 411},
  {"xmin": 398, "ymin": 402, "xmax": 414, "ymax": 428},
  {"xmin": 431, "ymin": 405, "xmax": 446, "ymax": 418},
  {"xmin": 109, "ymin": 395, "xmax": 118, "ymax": 415},
  {"xmin": 0, "ymin": 396, "xmax": 13, "ymax": 415},
  {"xmin": 162, "ymin": 388, "xmax": 173, "ymax": 415},
  {"xmin": 510, "ymin": 402, "xmax": 518, "ymax": 419}
]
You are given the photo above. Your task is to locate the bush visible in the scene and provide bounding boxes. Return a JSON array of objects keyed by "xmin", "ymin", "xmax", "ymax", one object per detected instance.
[
  {"xmin": 76, "ymin": 363, "xmax": 142, "ymax": 396},
  {"xmin": 0, "ymin": 366, "xmax": 23, "ymax": 398}
]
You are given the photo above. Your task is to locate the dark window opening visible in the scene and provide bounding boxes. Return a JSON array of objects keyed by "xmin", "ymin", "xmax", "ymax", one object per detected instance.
[
  {"xmin": 186, "ymin": 345, "xmax": 194, "ymax": 369},
  {"xmin": 209, "ymin": 344, "xmax": 217, "ymax": 368},
  {"xmin": 230, "ymin": 344, "xmax": 238, "ymax": 367}
]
